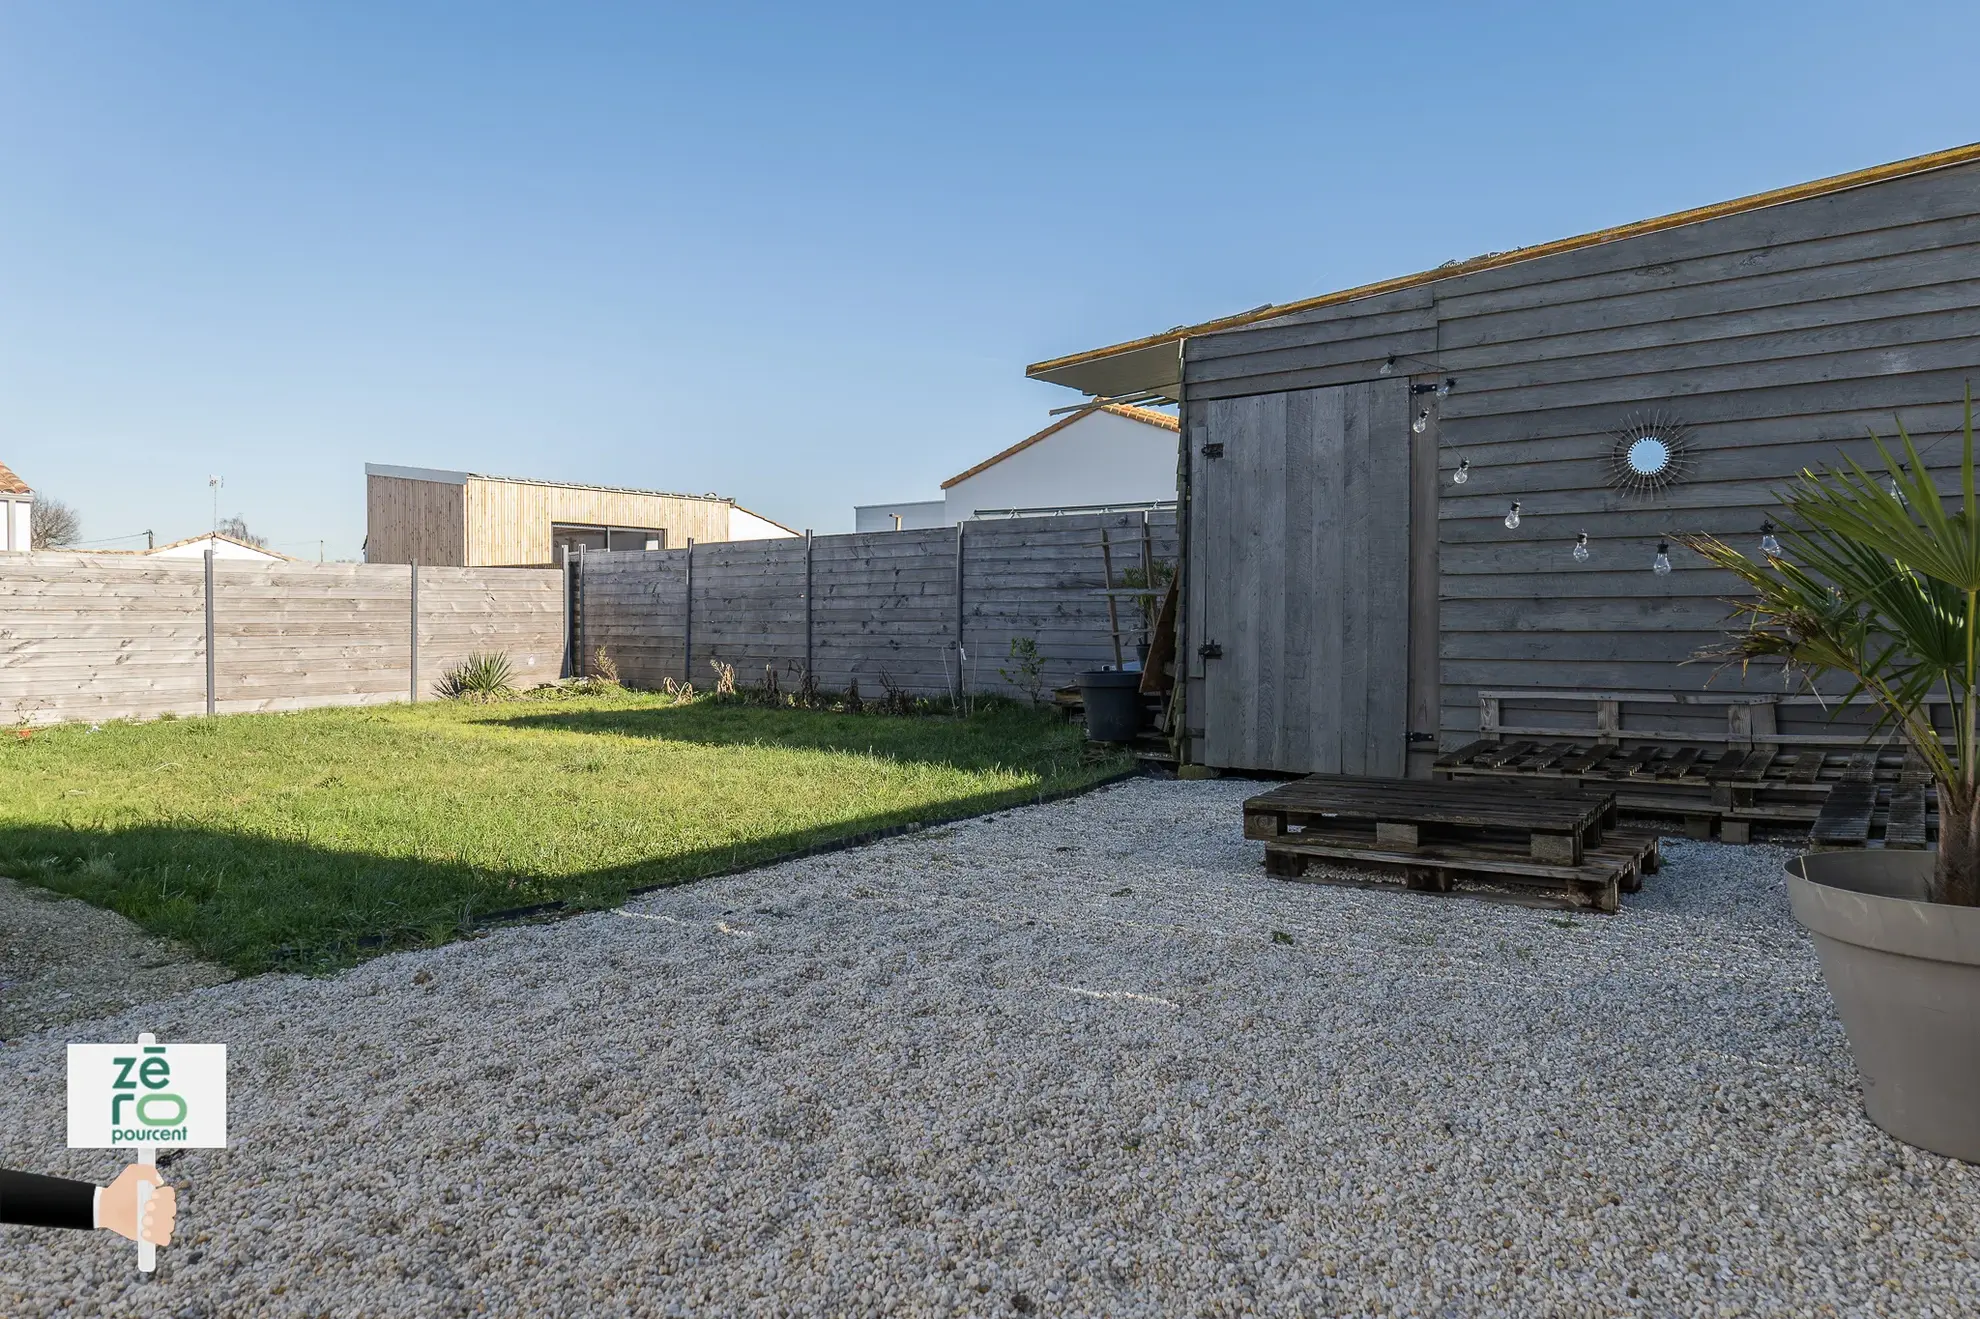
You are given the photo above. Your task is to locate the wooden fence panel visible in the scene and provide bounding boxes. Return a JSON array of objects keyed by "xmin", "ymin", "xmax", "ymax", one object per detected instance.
[
  {"xmin": 576, "ymin": 512, "xmax": 1180, "ymax": 703},
  {"xmin": 581, "ymin": 550, "xmax": 687, "ymax": 689},
  {"xmin": 0, "ymin": 554, "xmax": 563, "ymax": 725},
  {"xmin": 0, "ymin": 556, "xmax": 209, "ymax": 723}
]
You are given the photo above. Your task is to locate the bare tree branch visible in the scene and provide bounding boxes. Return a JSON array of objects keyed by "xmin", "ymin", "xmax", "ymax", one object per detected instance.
[{"xmin": 29, "ymin": 497, "xmax": 81, "ymax": 548}]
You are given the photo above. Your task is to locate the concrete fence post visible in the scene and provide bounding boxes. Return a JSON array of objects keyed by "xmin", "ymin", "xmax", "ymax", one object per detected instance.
[
  {"xmin": 803, "ymin": 529, "xmax": 814, "ymax": 685},
  {"xmin": 203, "ymin": 547, "xmax": 216, "ymax": 716},
  {"xmin": 953, "ymin": 521, "xmax": 966, "ymax": 704},
  {"xmin": 683, "ymin": 537, "xmax": 694, "ymax": 686},
  {"xmin": 409, "ymin": 560, "xmax": 420, "ymax": 703},
  {"xmin": 576, "ymin": 544, "xmax": 588, "ymax": 679},
  {"xmin": 559, "ymin": 545, "xmax": 572, "ymax": 678}
]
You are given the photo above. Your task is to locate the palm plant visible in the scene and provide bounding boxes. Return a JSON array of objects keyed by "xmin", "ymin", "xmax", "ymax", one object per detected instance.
[
  {"xmin": 1681, "ymin": 393, "xmax": 1980, "ymax": 906},
  {"xmin": 434, "ymin": 651, "xmax": 516, "ymax": 701}
]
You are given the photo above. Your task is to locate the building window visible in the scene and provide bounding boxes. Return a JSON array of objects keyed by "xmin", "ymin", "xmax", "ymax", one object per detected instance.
[{"xmin": 551, "ymin": 524, "xmax": 666, "ymax": 556}]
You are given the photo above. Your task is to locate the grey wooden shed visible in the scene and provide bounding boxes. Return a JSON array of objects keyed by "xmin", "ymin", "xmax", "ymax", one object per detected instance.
[{"xmin": 1028, "ymin": 142, "xmax": 1980, "ymax": 775}]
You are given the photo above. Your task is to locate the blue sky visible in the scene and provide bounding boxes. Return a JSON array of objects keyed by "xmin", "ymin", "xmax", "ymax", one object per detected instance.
[{"xmin": 3, "ymin": 2, "xmax": 1977, "ymax": 556}]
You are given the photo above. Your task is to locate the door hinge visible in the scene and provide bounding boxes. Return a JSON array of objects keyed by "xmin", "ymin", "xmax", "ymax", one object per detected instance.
[
  {"xmin": 1200, "ymin": 442, "xmax": 1225, "ymax": 458},
  {"xmin": 1408, "ymin": 731, "xmax": 1436, "ymax": 744},
  {"xmin": 1198, "ymin": 642, "xmax": 1223, "ymax": 658}
]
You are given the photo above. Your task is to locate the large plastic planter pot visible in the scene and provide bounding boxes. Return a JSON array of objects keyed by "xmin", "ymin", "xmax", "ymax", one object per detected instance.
[
  {"xmin": 1077, "ymin": 670, "xmax": 1143, "ymax": 743},
  {"xmin": 1787, "ymin": 850, "xmax": 1980, "ymax": 1162}
]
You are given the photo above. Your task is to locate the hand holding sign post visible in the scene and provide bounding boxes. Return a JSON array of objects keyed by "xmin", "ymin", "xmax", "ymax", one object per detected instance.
[{"xmin": 68, "ymin": 1033, "xmax": 226, "ymax": 1274}]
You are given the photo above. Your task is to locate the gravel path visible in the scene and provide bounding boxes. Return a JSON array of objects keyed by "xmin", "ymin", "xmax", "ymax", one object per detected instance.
[
  {"xmin": 2, "ymin": 778, "xmax": 1975, "ymax": 1317},
  {"xmin": 0, "ymin": 875, "xmax": 232, "ymax": 1041}
]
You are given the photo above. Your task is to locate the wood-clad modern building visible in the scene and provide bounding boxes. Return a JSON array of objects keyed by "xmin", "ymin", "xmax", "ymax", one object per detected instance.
[
  {"xmin": 1027, "ymin": 142, "xmax": 1980, "ymax": 775},
  {"xmin": 365, "ymin": 465, "xmax": 797, "ymax": 567}
]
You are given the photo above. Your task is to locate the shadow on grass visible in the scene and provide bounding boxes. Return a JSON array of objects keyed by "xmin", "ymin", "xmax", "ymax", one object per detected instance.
[
  {"xmin": 490, "ymin": 699, "xmax": 1094, "ymax": 776},
  {"xmin": 0, "ymin": 770, "xmax": 1125, "ymax": 978}
]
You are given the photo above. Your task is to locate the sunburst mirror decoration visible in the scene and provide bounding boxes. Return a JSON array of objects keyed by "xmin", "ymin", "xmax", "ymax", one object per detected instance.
[{"xmin": 1608, "ymin": 412, "xmax": 1693, "ymax": 496}]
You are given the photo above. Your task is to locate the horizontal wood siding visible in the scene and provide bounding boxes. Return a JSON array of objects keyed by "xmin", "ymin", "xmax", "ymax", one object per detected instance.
[
  {"xmin": 0, "ymin": 555, "xmax": 563, "ymax": 724},
  {"xmin": 575, "ymin": 512, "xmax": 1178, "ymax": 701},
  {"xmin": 1180, "ymin": 158, "xmax": 1980, "ymax": 750}
]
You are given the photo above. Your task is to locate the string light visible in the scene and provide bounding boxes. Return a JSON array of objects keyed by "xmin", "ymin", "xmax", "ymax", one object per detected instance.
[
  {"xmin": 1760, "ymin": 521, "xmax": 1781, "ymax": 557},
  {"xmin": 1890, "ymin": 475, "xmax": 1907, "ymax": 506},
  {"xmin": 1451, "ymin": 458, "xmax": 1469, "ymax": 485},
  {"xmin": 1572, "ymin": 531, "xmax": 1590, "ymax": 562},
  {"xmin": 1653, "ymin": 541, "xmax": 1672, "ymax": 575},
  {"xmin": 1504, "ymin": 502, "xmax": 1521, "ymax": 530},
  {"xmin": 1380, "ymin": 356, "xmax": 1397, "ymax": 376},
  {"xmin": 1412, "ymin": 409, "xmax": 1430, "ymax": 434},
  {"xmin": 1436, "ymin": 378, "xmax": 1456, "ymax": 397}
]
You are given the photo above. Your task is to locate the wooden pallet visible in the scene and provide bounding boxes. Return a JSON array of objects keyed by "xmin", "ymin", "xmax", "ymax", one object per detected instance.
[
  {"xmin": 1810, "ymin": 751, "xmax": 1936, "ymax": 849},
  {"xmin": 1245, "ymin": 774, "xmax": 1654, "ymax": 912},
  {"xmin": 1263, "ymin": 830, "xmax": 1660, "ymax": 913},
  {"xmin": 1244, "ymin": 775, "xmax": 1615, "ymax": 864},
  {"xmin": 1434, "ymin": 738, "xmax": 1926, "ymax": 842}
]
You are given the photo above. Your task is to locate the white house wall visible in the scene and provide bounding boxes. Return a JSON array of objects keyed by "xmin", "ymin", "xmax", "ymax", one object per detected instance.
[
  {"xmin": 854, "ymin": 500, "xmax": 949, "ymax": 532},
  {"xmin": 3, "ymin": 497, "xmax": 30, "ymax": 551},
  {"xmin": 944, "ymin": 409, "xmax": 1178, "ymax": 522},
  {"xmin": 148, "ymin": 537, "xmax": 286, "ymax": 561},
  {"xmin": 727, "ymin": 505, "xmax": 801, "ymax": 540}
]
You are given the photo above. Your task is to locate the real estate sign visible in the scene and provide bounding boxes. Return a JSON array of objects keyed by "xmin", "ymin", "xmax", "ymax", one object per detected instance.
[{"xmin": 67, "ymin": 1040, "xmax": 228, "ymax": 1150}]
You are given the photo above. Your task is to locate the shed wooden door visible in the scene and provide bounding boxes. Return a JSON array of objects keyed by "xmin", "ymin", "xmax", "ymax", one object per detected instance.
[{"xmin": 1190, "ymin": 379, "xmax": 1413, "ymax": 774}]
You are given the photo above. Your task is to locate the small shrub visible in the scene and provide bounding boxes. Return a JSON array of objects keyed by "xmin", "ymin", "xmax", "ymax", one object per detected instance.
[
  {"xmin": 1000, "ymin": 636, "xmax": 1048, "ymax": 707},
  {"xmin": 709, "ymin": 659, "xmax": 737, "ymax": 697},
  {"xmin": 1118, "ymin": 558, "xmax": 1176, "ymax": 634},
  {"xmin": 591, "ymin": 648, "xmax": 621, "ymax": 686},
  {"xmin": 846, "ymin": 679, "xmax": 863, "ymax": 714},
  {"xmin": 435, "ymin": 652, "xmax": 516, "ymax": 701}
]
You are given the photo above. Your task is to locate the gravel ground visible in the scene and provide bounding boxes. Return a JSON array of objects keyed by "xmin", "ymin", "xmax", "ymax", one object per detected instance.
[
  {"xmin": 2, "ymin": 777, "xmax": 1975, "ymax": 1317},
  {"xmin": 0, "ymin": 875, "xmax": 233, "ymax": 1041}
]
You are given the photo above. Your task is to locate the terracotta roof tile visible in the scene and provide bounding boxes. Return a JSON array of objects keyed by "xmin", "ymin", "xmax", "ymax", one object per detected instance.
[{"xmin": 0, "ymin": 460, "xmax": 30, "ymax": 495}]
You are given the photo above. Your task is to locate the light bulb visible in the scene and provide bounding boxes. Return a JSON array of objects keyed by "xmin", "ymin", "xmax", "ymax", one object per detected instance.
[
  {"xmin": 1412, "ymin": 409, "xmax": 1429, "ymax": 434},
  {"xmin": 1572, "ymin": 531, "xmax": 1589, "ymax": 562},
  {"xmin": 1436, "ymin": 378, "xmax": 1454, "ymax": 397},
  {"xmin": 1760, "ymin": 521, "xmax": 1781, "ymax": 556},
  {"xmin": 1504, "ymin": 502, "xmax": 1521, "ymax": 530},
  {"xmin": 1890, "ymin": 476, "xmax": 1907, "ymax": 506},
  {"xmin": 1653, "ymin": 541, "xmax": 1672, "ymax": 575},
  {"xmin": 1451, "ymin": 458, "xmax": 1470, "ymax": 485},
  {"xmin": 1380, "ymin": 356, "xmax": 1396, "ymax": 376}
]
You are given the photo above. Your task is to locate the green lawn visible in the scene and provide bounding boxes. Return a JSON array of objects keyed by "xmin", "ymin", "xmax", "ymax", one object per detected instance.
[{"xmin": 0, "ymin": 692, "xmax": 1123, "ymax": 973}]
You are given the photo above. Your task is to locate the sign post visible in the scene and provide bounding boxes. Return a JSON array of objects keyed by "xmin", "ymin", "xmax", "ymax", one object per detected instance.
[
  {"xmin": 135, "ymin": 1131, "xmax": 156, "ymax": 1273},
  {"xmin": 68, "ymin": 1032, "xmax": 227, "ymax": 1274}
]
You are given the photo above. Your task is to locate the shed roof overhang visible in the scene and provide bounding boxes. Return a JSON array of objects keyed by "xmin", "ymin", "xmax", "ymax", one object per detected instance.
[{"xmin": 1025, "ymin": 139, "xmax": 1980, "ymax": 401}]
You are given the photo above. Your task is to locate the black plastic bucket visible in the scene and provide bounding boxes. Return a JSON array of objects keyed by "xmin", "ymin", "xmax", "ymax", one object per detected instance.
[{"xmin": 1077, "ymin": 669, "xmax": 1143, "ymax": 742}]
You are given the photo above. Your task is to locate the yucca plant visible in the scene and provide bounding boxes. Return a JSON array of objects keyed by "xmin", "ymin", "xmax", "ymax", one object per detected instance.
[
  {"xmin": 434, "ymin": 651, "xmax": 516, "ymax": 701},
  {"xmin": 1682, "ymin": 392, "xmax": 1980, "ymax": 906}
]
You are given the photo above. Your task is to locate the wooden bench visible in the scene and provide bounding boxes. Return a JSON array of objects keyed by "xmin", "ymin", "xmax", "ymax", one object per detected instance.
[{"xmin": 1244, "ymin": 774, "xmax": 1658, "ymax": 913}]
